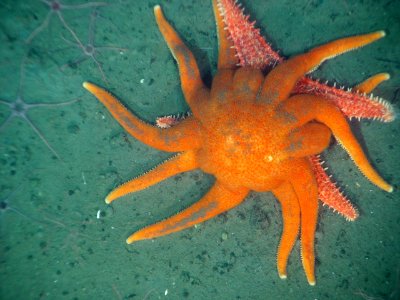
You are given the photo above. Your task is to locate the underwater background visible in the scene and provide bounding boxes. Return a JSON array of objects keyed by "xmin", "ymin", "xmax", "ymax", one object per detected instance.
[{"xmin": 0, "ymin": 0, "xmax": 399, "ymax": 299}]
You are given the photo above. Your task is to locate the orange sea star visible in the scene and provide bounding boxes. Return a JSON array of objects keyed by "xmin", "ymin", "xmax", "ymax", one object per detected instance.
[
  {"xmin": 83, "ymin": 1, "xmax": 393, "ymax": 285},
  {"xmin": 158, "ymin": 0, "xmax": 395, "ymax": 221}
]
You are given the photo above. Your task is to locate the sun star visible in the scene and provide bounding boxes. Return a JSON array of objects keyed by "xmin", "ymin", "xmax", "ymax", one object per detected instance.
[
  {"xmin": 83, "ymin": 1, "xmax": 393, "ymax": 285},
  {"xmin": 158, "ymin": 0, "xmax": 395, "ymax": 222}
]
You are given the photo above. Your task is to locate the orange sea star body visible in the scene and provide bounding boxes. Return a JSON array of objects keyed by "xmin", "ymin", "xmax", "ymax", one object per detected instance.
[{"xmin": 83, "ymin": 1, "xmax": 393, "ymax": 285}]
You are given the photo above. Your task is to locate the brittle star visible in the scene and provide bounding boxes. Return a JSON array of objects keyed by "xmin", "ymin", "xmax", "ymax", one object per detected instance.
[
  {"xmin": 0, "ymin": 187, "xmax": 33, "ymax": 221},
  {"xmin": 61, "ymin": 8, "xmax": 127, "ymax": 84},
  {"xmin": 25, "ymin": 0, "xmax": 107, "ymax": 44},
  {"xmin": 0, "ymin": 58, "xmax": 79, "ymax": 160},
  {"xmin": 0, "ymin": 185, "xmax": 71, "ymax": 228}
]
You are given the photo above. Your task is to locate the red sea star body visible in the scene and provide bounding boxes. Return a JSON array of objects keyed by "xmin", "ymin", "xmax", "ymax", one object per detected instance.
[{"xmin": 83, "ymin": 0, "xmax": 393, "ymax": 285}]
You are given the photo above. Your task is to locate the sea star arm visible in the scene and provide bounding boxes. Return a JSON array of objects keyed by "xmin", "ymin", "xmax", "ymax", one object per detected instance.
[
  {"xmin": 272, "ymin": 181, "xmax": 300, "ymax": 281},
  {"xmin": 310, "ymin": 73, "xmax": 390, "ymax": 220},
  {"xmin": 290, "ymin": 159, "xmax": 319, "ymax": 286},
  {"xmin": 281, "ymin": 94, "xmax": 393, "ymax": 193},
  {"xmin": 261, "ymin": 31, "xmax": 385, "ymax": 107},
  {"xmin": 217, "ymin": 0, "xmax": 282, "ymax": 68},
  {"xmin": 83, "ymin": 82, "xmax": 201, "ymax": 152},
  {"xmin": 294, "ymin": 77, "xmax": 394, "ymax": 122},
  {"xmin": 218, "ymin": 0, "xmax": 394, "ymax": 121},
  {"xmin": 285, "ymin": 122, "xmax": 358, "ymax": 221},
  {"xmin": 286, "ymin": 122, "xmax": 331, "ymax": 158},
  {"xmin": 126, "ymin": 182, "xmax": 249, "ymax": 244},
  {"xmin": 310, "ymin": 155, "xmax": 359, "ymax": 221},
  {"xmin": 105, "ymin": 151, "xmax": 198, "ymax": 204},
  {"xmin": 355, "ymin": 73, "xmax": 390, "ymax": 94},
  {"xmin": 154, "ymin": 6, "xmax": 209, "ymax": 116},
  {"xmin": 210, "ymin": 67, "xmax": 264, "ymax": 107},
  {"xmin": 213, "ymin": 0, "xmax": 239, "ymax": 69}
]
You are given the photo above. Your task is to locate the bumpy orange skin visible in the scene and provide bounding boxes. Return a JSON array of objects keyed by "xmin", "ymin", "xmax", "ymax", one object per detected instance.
[
  {"xmin": 83, "ymin": 1, "xmax": 392, "ymax": 286},
  {"xmin": 197, "ymin": 69, "xmax": 306, "ymax": 192}
]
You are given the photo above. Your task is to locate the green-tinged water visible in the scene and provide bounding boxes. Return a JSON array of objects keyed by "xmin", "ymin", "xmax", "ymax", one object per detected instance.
[{"xmin": 0, "ymin": 0, "xmax": 399, "ymax": 299}]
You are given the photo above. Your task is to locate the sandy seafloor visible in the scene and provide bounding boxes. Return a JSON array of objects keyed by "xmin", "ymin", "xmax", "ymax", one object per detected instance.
[{"xmin": 0, "ymin": 0, "xmax": 399, "ymax": 299}]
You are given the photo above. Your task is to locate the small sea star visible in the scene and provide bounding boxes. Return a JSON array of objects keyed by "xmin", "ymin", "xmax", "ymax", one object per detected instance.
[{"xmin": 83, "ymin": 1, "xmax": 393, "ymax": 285}]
